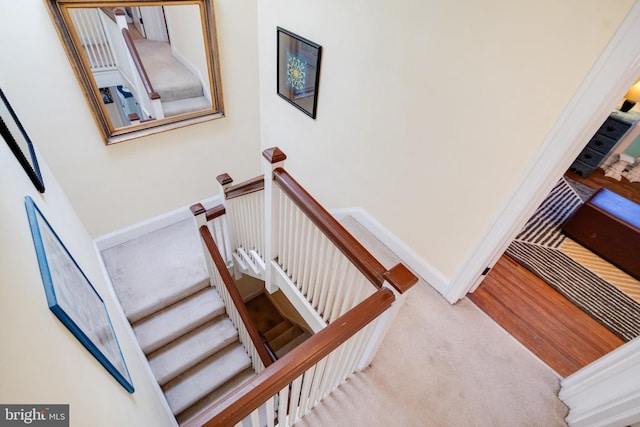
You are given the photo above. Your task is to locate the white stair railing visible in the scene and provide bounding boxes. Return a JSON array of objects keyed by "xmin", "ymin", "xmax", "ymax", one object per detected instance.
[
  {"xmin": 217, "ymin": 174, "xmax": 266, "ymax": 280},
  {"xmin": 191, "ymin": 204, "xmax": 272, "ymax": 374},
  {"xmin": 187, "ymin": 147, "xmax": 418, "ymax": 427},
  {"xmin": 275, "ymin": 193, "xmax": 376, "ymax": 323},
  {"xmin": 68, "ymin": 8, "xmax": 117, "ymax": 71}
]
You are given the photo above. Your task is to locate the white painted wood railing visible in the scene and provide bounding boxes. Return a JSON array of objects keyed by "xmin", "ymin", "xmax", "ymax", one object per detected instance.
[
  {"xmin": 216, "ymin": 158, "xmax": 382, "ymax": 328},
  {"xmin": 275, "ymin": 192, "xmax": 377, "ymax": 323},
  {"xmin": 191, "ymin": 204, "xmax": 272, "ymax": 373},
  {"xmin": 185, "ymin": 147, "xmax": 418, "ymax": 426},
  {"xmin": 69, "ymin": 8, "xmax": 117, "ymax": 71},
  {"xmin": 71, "ymin": 7, "xmax": 164, "ymax": 122},
  {"xmin": 185, "ymin": 286, "xmax": 409, "ymax": 427},
  {"xmin": 217, "ymin": 174, "xmax": 266, "ymax": 280}
]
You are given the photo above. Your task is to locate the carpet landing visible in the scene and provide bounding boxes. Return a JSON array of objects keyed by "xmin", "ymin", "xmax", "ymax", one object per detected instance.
[{"xmin": 505, "ymin": 177, "xmax": 640, "ymax": 341}]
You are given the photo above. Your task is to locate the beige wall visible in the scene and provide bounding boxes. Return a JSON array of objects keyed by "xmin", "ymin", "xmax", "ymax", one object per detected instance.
[
  {"xmin": 0, "ymin": 143, "xmax": 172, "ymax": 425},
  {"xmin": 257, "ymin": 0, "xmax": 634, "ymax": 280},
  {"xmin": 0, "ymin": 0, "xmax": 261, "ymax": 238}
]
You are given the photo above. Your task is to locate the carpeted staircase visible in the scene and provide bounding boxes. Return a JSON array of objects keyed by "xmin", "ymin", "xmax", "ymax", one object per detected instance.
[
  {"xmin": 101, "ymin": 219, "xmax": 254, "ymax": 425},
  {"xmin": 134, "ymin": 39, "xmax": 211, "ymax": 117}
]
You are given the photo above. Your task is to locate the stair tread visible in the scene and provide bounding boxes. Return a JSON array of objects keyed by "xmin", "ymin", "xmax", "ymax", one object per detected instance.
[
  {"xmin": 101, "ymin": 218, "xmax": 209, "ymax": 323},
  {"xmin": 162, "ymin": 96, "xmax": 211, "ymax": 117},
  {"xmin": 164, "ymin": 343, "xmax": 252, "ymax": 415},
  {"xmin": 270, "ymin": 324, "xmax": 304, "ymax": 351},
  {"xmin": 134, "ymin": 39, "xmax": 204, "ymax": 101},
  {"xmin": 148, "ymin": 317, "xmax": 239, "ymax": 386},
  {"xmin": 263, "ymin": 320, "xmax": 292, "ymax": 341},
  {"xmin": 133, "ymin": 287, "xmax": 224, "ymax": 354},
  {"xmin": 176, "ymin": 368, "xmax": 256, "ymax": 425},
  {"xmin": 275, "ymin": 331, "xmax": 312, "ymax": 358}
]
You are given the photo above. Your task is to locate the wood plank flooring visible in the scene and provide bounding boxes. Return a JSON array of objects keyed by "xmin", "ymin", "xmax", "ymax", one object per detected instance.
[
  {"xmin": 469, "ymin": 168, "xmax": 637, "ymax": 377},
  {"xmin": 469, "ymin": 256, "xmax": 624, "ymax": 377}
]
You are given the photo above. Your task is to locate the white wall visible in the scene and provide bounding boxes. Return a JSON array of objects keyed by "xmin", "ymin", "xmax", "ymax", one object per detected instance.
[
  {"xmin": 0, "ymin": 144, "xmax": 172, "ymax": 425},
  {"xmin": 257, "ymin": 0, "xmax": 634, "ymax": 281},
  {"xmin": 165, "ymin": 4, "xmax": 210, "ymax": 97},
  {"xmin": 0, "ymin": 0, "xmax": 261, "ymax": 238}
]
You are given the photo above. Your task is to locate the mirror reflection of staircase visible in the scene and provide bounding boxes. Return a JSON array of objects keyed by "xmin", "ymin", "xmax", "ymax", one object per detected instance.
[
  {"xmin": 100, "ymin": 218, "xmax": 309, "ymax": 425},
  {"xmin": 134, "ymin": 39, "xmax": 211, "ymax": 117}
]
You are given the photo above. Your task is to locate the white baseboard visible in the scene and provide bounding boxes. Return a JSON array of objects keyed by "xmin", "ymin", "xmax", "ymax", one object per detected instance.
[
  {"xmin": 95, "ymin": 195, "xmax": 222, "ymax": 251},
  {"xmin": 331, "ymin": 207, "xmax": 451, "ymax": 297}
]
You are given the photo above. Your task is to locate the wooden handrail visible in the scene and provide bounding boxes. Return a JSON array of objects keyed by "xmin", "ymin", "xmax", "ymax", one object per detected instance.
[
  {"xmin": 190, "ymin": 203, "xmax": 226, "ymax": 222},
  {"xmin": 272, "ymin": 167, "xmax": 388, "ymax": 289},
  {"xmin": 224, "ymin": 175, "xmax": 265, "ymax": 200},
  {"xmin": 121, "ymin": 28, "xmax": 160, "ymax": 100},
  {"xmin": 183, "ymin": 287, "xmax": 396, "ymax": 427},
  {"xmin": 100, "ymin": 7, "xmax": 122, "ymax": 23},
  {"xmin": 199, "ymin": 225, "xmax": 273, "ymax": 368}
]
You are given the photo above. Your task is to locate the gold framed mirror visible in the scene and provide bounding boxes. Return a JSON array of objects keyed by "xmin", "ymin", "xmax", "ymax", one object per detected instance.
[{"xmin": 45, "ymin": 0, "xmax": 224, "ymax": 144}]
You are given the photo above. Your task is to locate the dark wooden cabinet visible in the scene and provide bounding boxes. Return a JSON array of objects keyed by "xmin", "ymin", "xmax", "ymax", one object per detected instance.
[{"xmin": 568, "ymin": 115, "xmax": 632, "ymax": 177}]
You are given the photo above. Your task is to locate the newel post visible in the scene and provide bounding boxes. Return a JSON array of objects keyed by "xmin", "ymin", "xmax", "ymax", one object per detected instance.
[
  {"xmin": 190, "ymin": 203, "xmax": 216, "ymax": 287},
  {"xmin": 216, "ymin": 173, "xmax": 234, "ymax": 202},
  {"xmin": 262, "ymin": 147, "xmax": 287, "ymax": 293},
  {"xmin": 357, "ymin": 263, "xmax": 418, "ymax": 370}
]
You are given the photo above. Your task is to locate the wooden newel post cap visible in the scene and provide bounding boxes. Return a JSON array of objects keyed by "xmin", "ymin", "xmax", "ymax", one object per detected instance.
[
  {"xmin": 216, "ymin": 173, "xmax": 233, "ymax": 186},
  {"xmin": 383, "ymin": 263, "xmax": 419, "ymax": 294},
  {"xmin": 262, "ymin": 147, "xmax": 287, "ymax": 164},
  {"xmin": 190, "ymin": 203, "xmax": 206, "ymax": 216}
]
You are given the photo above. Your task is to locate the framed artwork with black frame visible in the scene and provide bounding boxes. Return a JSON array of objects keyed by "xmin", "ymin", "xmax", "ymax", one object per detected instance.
[
  {"xmin": 25, "ymin": 196, "xmax": 134, "ymax": 393},
  {"xmin": 277, "ymin": 27, "xmax": 322, "ymax": 118},
  {"xmin": 0, "ymin": 88, "xmax": 45, "ymax": 193}
]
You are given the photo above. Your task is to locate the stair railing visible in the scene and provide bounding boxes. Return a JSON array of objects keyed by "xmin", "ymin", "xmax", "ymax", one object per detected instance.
[
  {"xmin": 186, "ymin": 147, "xmax": 418, "ymax": 426},
  {"xmin": 191, "ymin": 203, "xmax": 273, "ymax": 373},
  {"xmin": 216, "ymin": 173, "xmax": 266, "ymax": 280},
  {"xmin": 68, "ymin": 8, "xmax": 118, "ymax": 72},
  {"xmin": 120, "ymin": 27, "xmax": 164, "ymax": 120}
]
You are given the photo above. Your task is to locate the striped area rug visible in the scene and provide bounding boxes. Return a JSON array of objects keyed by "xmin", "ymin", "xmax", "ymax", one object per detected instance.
[{"xmin": 505, "ymin": 177, "xmax": 640, "ymax": 341}]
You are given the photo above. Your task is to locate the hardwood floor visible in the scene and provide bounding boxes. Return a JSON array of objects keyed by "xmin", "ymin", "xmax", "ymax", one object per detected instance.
[
  {"xmin": 470, "ymin": 256, "xmax": 624, "ymax": 377},
  {"xmin": 469, "ymin": 167, "xmax": 637, "ymax": 377}
]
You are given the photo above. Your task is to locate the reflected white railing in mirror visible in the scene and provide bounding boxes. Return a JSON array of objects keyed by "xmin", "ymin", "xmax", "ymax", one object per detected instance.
[{"xmin": 69, "ymin": 8, "xmax": 117, "ymax": 71}]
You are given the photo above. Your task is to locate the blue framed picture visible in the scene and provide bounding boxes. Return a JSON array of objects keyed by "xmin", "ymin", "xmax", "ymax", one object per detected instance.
[
  {"xmin": 25, "ymin": 196, "xmax": 134, "ymax": 393},
  {"xmin": 277, "ymin": 27, "xmax": 322, "ymax": 118}
]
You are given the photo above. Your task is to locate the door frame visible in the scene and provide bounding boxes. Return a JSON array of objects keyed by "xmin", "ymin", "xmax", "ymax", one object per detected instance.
[{"xmin": 444, "ymin": 2, "xmax": 640, "ymax": 305}]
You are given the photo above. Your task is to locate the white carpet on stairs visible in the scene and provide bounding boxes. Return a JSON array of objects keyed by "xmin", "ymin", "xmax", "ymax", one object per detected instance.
[
  {"xmin": 101, "ymin": 218, "xmax": 210, "ymax": 323},
  {"xmin": 134, "ymin": 39, "xmax": 205, "ymax": 102}
]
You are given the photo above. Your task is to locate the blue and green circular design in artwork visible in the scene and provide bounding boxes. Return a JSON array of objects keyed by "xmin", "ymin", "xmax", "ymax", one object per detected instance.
[{"xmin": 286, "ymin": 52, "xmax": 307, "ymax": 92}]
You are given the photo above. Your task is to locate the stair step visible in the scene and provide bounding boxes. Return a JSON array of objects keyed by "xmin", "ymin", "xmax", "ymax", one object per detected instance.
[
  {"xmin": 270, "ymin": 325, "xmax": 304, "ymax": 352},
  {"xmin": 164, "ymin": 343, "xmax": 252, "ymax": 416},
  {"xmin": 275, "ymin": 331, "xmax": 312, "ymax": 359},
  {"xmin": 101, "ymin": 219, "xmax": 209, "ymax": 323},
  {"xmin": 176, "ymin": 368, "xmax": 255, "ymax": 425},
  {"xmin": 133, "ymin": 287, "xmax": 224, "ymax": 354},
  {"xmin": 263, "ymin": 320, "xmax": 292, "ymax": 342},
  {"xmin": 148, "ymin": 317, "xmax": 239, "ymax": 386},
  {"xmin": 162, "ymin": 96, "xmax": 211, "ymax": 117}
]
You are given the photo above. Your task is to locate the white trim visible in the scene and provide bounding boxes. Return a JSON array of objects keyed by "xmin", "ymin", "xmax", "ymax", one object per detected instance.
[
  {"xmin": 331, "ymin": 207, "xmax": 450, "ymax": 295},
  {"xmin": 444, "ymin": 3, "xmax": 640, "ymax": 304},
  {"xmin": 95, "ymin": 194, "xmax": 222, "ymax": 251},
  {"xmin": 271, "ymin": 260, "xmax": 326, "ymax": 333},
  {"xmin": 93, "ymin": 240, "xmax": 178, "ymax": 426},
  {"xmin": 560, "ymin": 337, "xmax": 640, "ymax": 427}
]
